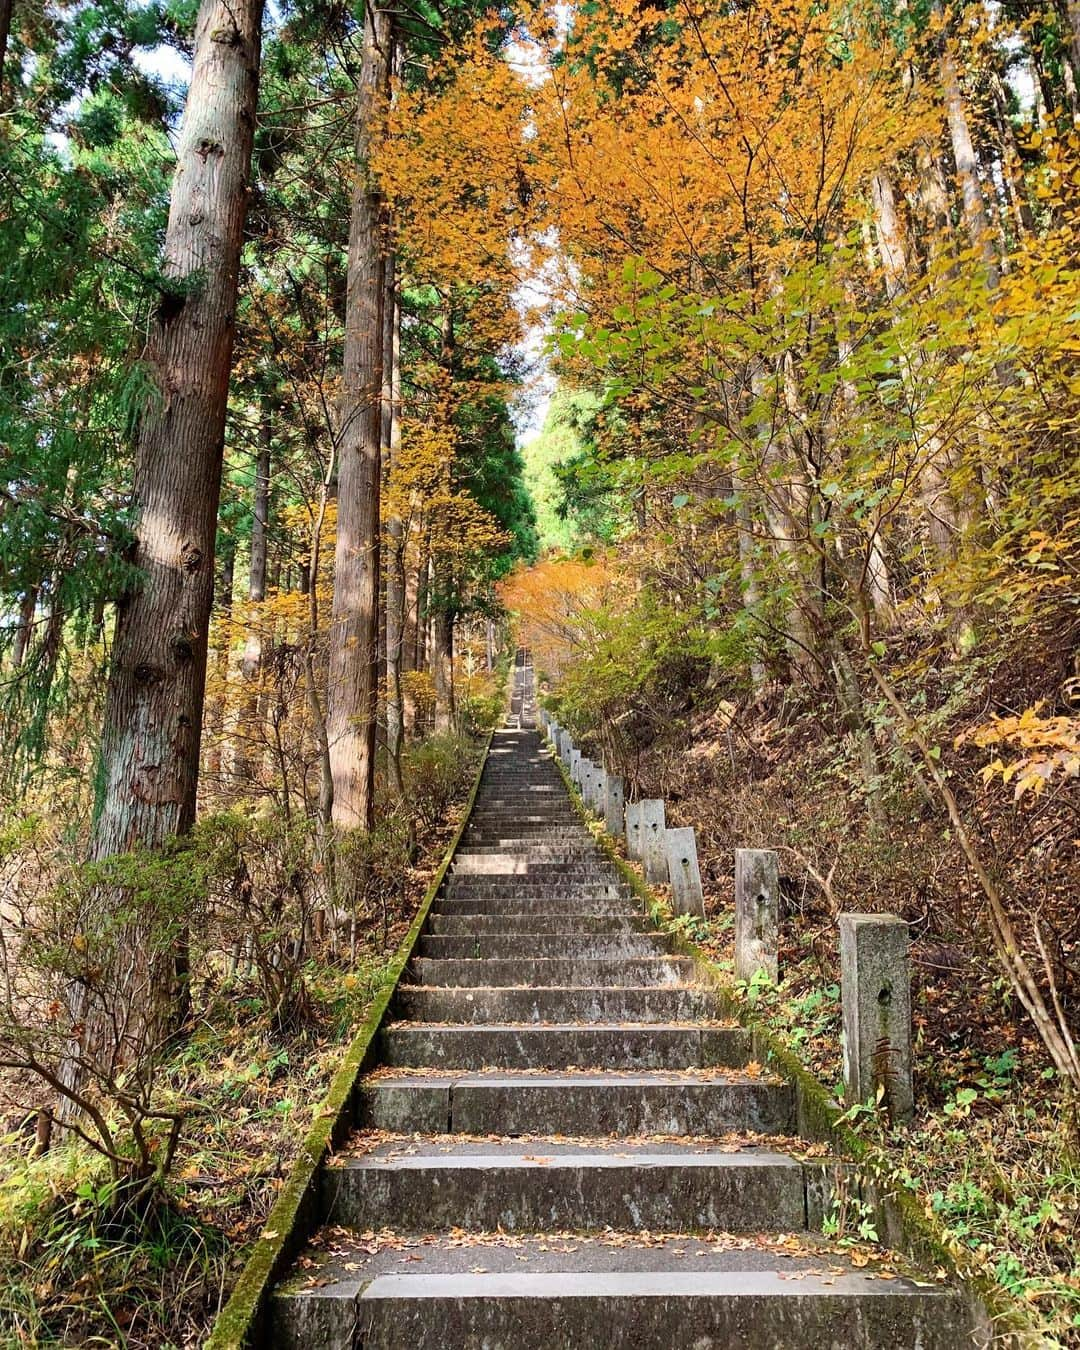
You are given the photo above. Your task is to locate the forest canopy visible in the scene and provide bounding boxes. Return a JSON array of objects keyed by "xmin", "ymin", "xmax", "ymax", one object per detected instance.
[{"xmin": 1, "ymin": 0, "xmax": 1079, "ymax": 1340}]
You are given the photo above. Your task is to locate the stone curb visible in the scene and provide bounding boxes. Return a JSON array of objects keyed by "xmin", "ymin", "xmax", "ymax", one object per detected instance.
[
  {"xmin": 542, "ymin": 726, "xmax": 1046, "ymax": 1349},
  {"xmin": 204, "ymin": 729, "xmax": 495, "ymax": 1350}
]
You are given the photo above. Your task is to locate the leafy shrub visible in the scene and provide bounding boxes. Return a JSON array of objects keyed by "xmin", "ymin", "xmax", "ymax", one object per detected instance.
[
  {"xmin": 190, "ymin": 811, "xmax": 324, "ymax": 1033},
  {"xmin": 401, "ymin": 733, "xmax": 477, "ymax": 832},
  {"xmin": 0, "ymin": 817, "xmax": 201, "ymax": 1193}
]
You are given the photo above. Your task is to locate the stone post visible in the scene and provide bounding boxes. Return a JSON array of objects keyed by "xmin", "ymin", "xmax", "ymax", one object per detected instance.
[
  {"xmin": 839, "ymin": 914, "xmax": 914, "ymax": 1123},
  {"xmin": 570, "ymin": 749, "xmax": 582, "ymax": 787},
  {"xmin": 640, "ymin": 799, "xmax": 667, "ymax": 884},
  {"xmin": 625, "ymin": 800, "xmax": 643, "ymax": 860},
  {"xmin": 734, "ymin": 848, "xmax": 779, "ymax": 984},
  {"xmin": 559, "ymin": 731, "xmax": 572, "ymax": 766},
  {"xmin": 593, "ymin": 766, "xmax": 607, "ymax": 815},
  {"xmin": 665, "ymin": 827, "xmax": 704, "ymax": 918},
  {"xmin": 578, "ymin": 755, "xmax": 593, "ymax": 796},
  {"xmin": 604, "ymin": 772, "xmax": 625, "ymax": 838}
]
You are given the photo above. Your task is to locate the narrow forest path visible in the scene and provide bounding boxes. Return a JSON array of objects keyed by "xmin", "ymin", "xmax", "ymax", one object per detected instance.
[{"xmin": 268, "ymin": 666, "xmax": 975, "ymax": 1347}]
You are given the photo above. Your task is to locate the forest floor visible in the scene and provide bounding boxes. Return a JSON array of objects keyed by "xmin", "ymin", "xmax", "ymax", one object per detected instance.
[
  {"xmin": 585, "ymin": 623, "xmax": 1080, "ymax": 1344},
  {"xmin": 0, "ymin": 744, "xmax": 483, "ymax": 1349}
]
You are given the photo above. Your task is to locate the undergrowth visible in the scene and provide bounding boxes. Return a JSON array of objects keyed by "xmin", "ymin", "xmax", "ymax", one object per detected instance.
[
  {"xmin": 0, "ymin": 734, "xmax": 483, "ymax": 1348},
  {"xmin": 568, "ymin": 619, "xmax": 1080, "ymax": 1344}
]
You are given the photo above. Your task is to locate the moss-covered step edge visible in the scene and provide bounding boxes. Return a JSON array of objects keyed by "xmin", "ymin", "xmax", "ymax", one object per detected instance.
[
  {"xmin": 205, "ymin": 730, "xmax": 495, "ymax": 1350},
  {"xmin": 542, "ymin": 726, "xmax": 1045, "ymax": 1349}
]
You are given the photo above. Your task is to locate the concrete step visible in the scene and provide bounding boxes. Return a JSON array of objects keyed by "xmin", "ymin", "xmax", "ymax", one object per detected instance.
[
  {"xmin": 271, "ymin": 1233, "xmax": 970, "ymax": 1350},
  {"xmin": 440, "ymin": 882, "xmax": 630, "ymax": 900},
  {"xmin": 393, "ymin": 985, "xmax": 722, "ymax": 1023},
  {"xmin": 454, "ymin": 848, "xmax": 603, "ymax": 862},
  {"xmin": 356, "ymin": 1069, "xmax": 795, "ymax": 1135},
  {"xmin": 425, "ymin": 913, "xmax": 652, "ymax": 935},
  {"xmin": 451, "ymin": 859, "xmax": 619, "ymax": 876},
  {"xmin": 465, "ymin": 828, "xmax": 592, "ymax": 838},
  {"xmin": 380, "ymin": 1022, "xmax": 750, "ymax": 1070},
  {"xmin": 464, "ymin": 814, "xmax": 579, "ymax": 824},
  {"xmin": 266, "ymin": 684, "xmax": 973, "ymax": 1350},
  {"xmin": 432, "ymin": 895, "xmax": 638, "ymax": 914},
  {"xmin": 416, "ymin": 933, "xmax": 672, "ymax": 960},
  {"xmin": 322, "ymin": 1138, "xmax": 807, "ymax": 1232},
  {"xmin": 409, "ymin": 957, "xmax": 695, "ymax": 988}
]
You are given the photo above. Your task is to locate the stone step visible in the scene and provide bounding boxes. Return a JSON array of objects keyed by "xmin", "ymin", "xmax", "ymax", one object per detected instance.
[
  {"xmin": 271, "ymin": 1234, "xmax": 970, "ymax": 1350},
  {"xmin": 432, "ymin": 895, "xmax": 638, "ymax": 914},
  {"xmin": 380, "ymin": 1022, "xmax": 750, "ymax": 1070},
  {"xmin": 440, "ymin": 882, "xmax": 629, "ymax": 900},
  {"xmin": 356, "ymin": 1070, "xmax": 794, "ymax": 1135},
  {"xmin": 393, "ymin": 985, "xmax": 722, "ymax": 1023},
  {"xmin": 465, "ymin": 814, "xmax": 579, "ymax": 824},
  {"xmin": 409, "ymin": 957, "xmax": 695, "ymax": 988},
  {"xmin": 322, "ymin": 1138, "xmax": 806, "ymax": 1232},
  {"xmin": 416, "ymin": 933, "xmax": 672, "ymax": 960},
  {"xmin": 455, "ymin": 846, "xmax": 602, "ymax": 859},
  {"xmin": 451, "ymin": 859, "xmax": 619, "ymax": 876},
  {"xmin": 266, "ymin": 686, "xmax": 973, "ymax": 1350},
  {"xmin": 425, "ymin": 913, "xmax": 652, "ymax": 935}
]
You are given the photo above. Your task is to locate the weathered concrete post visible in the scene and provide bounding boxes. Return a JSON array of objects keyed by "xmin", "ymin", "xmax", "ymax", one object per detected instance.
[
  {"xmin": 640, "ymin": 799, "xmax": 667, "ymax": 884},
  {"xmin": 665, "ymin": 827, "xmax": 704, "ymax": 918},
  {"xmin": 735, "ymin": 848, "xmax": 779, "ymax": 984},
  {"xmin": 560, "ymin": 731, "xmax": 572, "ymax": 767},
  {"xmin": 579, "ymin": 756, "xmax": 594, "ymax": 799},
  {"xmin": 839, "ymin": 913, "xmax": 914, "ymax": 1123},
  {"xmin": 604, "ymin": 771, "xmax": 624, "ymax": 838},
  {"xmin": 570, "ymin": 749, "xmax": 582, "ymax": 787},
  {"xmin": 625, "ymin": 800, "xmax": 643, "ymax": 860},
  {"xmin": 593, "ymin": 766, "xmax": 608, "ymax": 815}
]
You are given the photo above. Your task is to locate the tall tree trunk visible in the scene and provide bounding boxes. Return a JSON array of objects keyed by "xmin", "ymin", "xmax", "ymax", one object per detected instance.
[
  {"xmin": 432, "ymin": 602, "xmax": 455, "ymax": 733},
  {"xmin": 384, "ymin": 274, "xmax": 406, "ymax": 792},
  {"xmin": 11, "ymin": 585, "xmax": 36, "ymax": 668},
  {"xmin": 206, "ymin": 538, "xmax": 235, "ymax": 785},
  {"xmin": 1060, "ymin": 0, "xmax": 1080, "ymax": 99},
  {"xmin": 326, "ymin": 3, "xmax": 391, "ymax": 832},
  {"xmin": 237, "ymin": 395, "xmax": 271, "ymax": 781},
  {"xmin": 431, "ymin": 301, "xmax": 457, "ymax": 734},
  {"xmin": 934, "ymin": 8, "xmax": 1000, "ymax": 287},
  {"xmin": 990, "ymin": 73, "xmax": 1035, "ymax": 238},
  {"xmin": 0, "ymin": 0, "xmax": 12, "ymax": 102},
  {"xmin": 870, "ymin": 165, "xmax": 961, "ymax": 560},
  {"xmin": 73, "ymin": 0, "xmax": 263, "ymax": 1083},
  {"xmin": 243, "ymin": 398, "xmax": 271, "ymax": 678},
  {"xmin": 414, "ymin": 530, "xmax": 430, "ymax": 673}
]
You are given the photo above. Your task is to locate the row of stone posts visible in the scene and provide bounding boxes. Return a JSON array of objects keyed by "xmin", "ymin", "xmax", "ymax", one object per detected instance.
[{"xmin": 538, "ymin": 709, "xmax": 914, "ymax": 1123}]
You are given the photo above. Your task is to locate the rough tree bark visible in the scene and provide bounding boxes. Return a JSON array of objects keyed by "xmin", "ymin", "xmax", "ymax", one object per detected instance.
[
  {"xmin": 431, "ymin": 302, "xmax": 456, "ymax": 734},
  {"xmin": 870, "ymin": 165, "xmax": 960, "ymax": 560},
  {"xmin": 76, "ymin": 0, "xmax": 264, "ymax": 1074},
  {"xmin": 934, "ymin": 4, "xmax": 1001, "ymax": 287},
  {"xmin": 237, "ymin": 395, "xmax": 272, "ymax": 781},
  {"xmin": 242, "ymin": 399, "xmax": 271, "ymax": 680},
  {"xmin": 384, "ymin": 273, "xmax": 406, "ymax": 791},
  {"xmin": 206, "ymin": 539, "xmax": 235, "ymax": 785},
  {"xmin": 0, "ymin": 0, "xmax": 12, "ymax": 101},
  {"xmin": 1060, "ymin": 0, "xmax": 1080, "ymax": 102},
  {"xmin": 326, "ymin": 2, "xmax": 391, "ymax": 832}
]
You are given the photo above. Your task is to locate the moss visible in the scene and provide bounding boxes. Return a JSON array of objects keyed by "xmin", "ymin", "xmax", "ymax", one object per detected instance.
[
  {"xmin": 205, "ymin": 732, "xmax": 494, "ymax": 1350},
  {"xmin": 544, "ymin": 727, "xmax": 1042, "ymax": 1347}
]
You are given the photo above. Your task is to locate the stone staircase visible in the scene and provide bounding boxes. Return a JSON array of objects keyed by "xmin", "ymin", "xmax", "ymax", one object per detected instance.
[{"xmin": 269, "ymin": 678, "xmax": 976, "ymax": 1347}]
